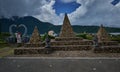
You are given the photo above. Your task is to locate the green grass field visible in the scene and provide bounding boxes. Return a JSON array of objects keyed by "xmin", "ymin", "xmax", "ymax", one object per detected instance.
[{"xmin": 0, "ymin": 47, "xmax": 14, "ymax": 58}]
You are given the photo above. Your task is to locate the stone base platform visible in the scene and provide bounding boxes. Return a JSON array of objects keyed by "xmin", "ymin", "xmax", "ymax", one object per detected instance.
[
  {"xmin": 94, "ymin": 46, "xmax": 120, "ymax": 53},
  {"xmin": 51, "ymin": 40, "xmax": 93, "ymax": 46},
  {"xmin": 14, "ymin": 47, "xmax": 55, "ymax": 55},
  {"xmin": 52, "ymin": 45, "xmax": 93, "ymax": 51},
  {"xmin": 55, "ymin": 37, "xmax": 83, "ymax": 41},
  {"xmin": 14, "ymin": 45, "xmax": 120, "ymax": 55},
  {"xmin": 14, "ymin": 47, "xmax": 45, "ymax": 55},
  {"xmin": 98, "ymin": 41, "xmax": 119, "ymax": 46},
  {"xmin": 14, "ymin": 45, "xmax": 93, "ymax": 55},
  {"xmin": 24, "ymin": 43, "xmax": 44, "ymax": 47},
  {"xmin": 94, "ymin": 41, "xmax": 120, "ymax": 53}
]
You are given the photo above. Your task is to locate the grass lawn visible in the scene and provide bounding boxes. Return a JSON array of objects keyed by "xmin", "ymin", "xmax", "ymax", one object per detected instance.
[{"xmin": 0, "ymin": 47, "xmax": 14, "ymax": 58}]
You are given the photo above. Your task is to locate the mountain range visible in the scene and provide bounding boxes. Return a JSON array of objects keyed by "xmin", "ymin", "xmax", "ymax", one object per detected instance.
[{"xmin": 0, "ymin": 16, "xmax": 120, "ymax": 35}]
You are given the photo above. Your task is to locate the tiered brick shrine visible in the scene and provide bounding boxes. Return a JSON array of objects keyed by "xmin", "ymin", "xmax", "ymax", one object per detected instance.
[
  {"xmin": 14, "ymin": 14, "xmax": 94, "ymax": 55},
  {"xmin": 50, "ymin": 39, "xmax": 93, "ymax": 51},
  {"xmin": 59, "ymin": 13, "xmax": 75, "ymax": 37},
  {"xmin": 97, "ymin": 24, "xmax": 110, "ymax": 42},
  {"xmin": 14, "ymin": 15, "xmax": 120, "ymax": 55},
  {"xmin": 50, "ymin": 13, "xmax": 93, "ymax": 51},
  {"xmin": 94, "ymin": 24, "xmax": 120, "ymax": 53},
  {"xmin": 29, "ymin": 26, "xmax": 41, "ymax": 44},
  {"xmin": 14, "ymin": 26, "xmax": 45, "ymax": 55},
  {"xmin": 24, "ymin": 26, "xmax": 43, "ymax": 47}
]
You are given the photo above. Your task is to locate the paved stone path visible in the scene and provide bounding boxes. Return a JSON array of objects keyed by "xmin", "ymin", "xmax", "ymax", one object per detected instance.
[{"xmin": 0, "ymin": 57, "xmax": 120, "ymax": 72}]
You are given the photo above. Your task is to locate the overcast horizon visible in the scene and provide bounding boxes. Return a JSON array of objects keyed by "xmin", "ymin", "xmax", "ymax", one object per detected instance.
[{"xmin": 0, "ymin": 0, "xmax": 120, "ymax": 27}]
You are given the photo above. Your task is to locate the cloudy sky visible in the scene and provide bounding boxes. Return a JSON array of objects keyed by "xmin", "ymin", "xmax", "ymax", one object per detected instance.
[{"xmin": 0, "ymin": 0, "xmax": 120, "ymax": 27}]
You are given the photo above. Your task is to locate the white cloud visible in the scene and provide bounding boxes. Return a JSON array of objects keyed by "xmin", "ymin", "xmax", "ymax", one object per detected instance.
[
  {"xmin": 34, "ymin": 0, "xmax": 64, "ymax": 25},
  {"xmin": 60, "ymin": 0, "xmax": 76, "ymax": 3},
  {"xmin": 69, "ymin": 0, "xmax": 95, "ymax": 25},
  {"xmin": 68, "ymin": 0, "xmax": 120, "ymax": 27},
  {"xmin": 0, "ymin": 0, "xmax": 120, "ymax": 27},
  {"xmin": 0, "ymin": 0, "xmax": 45, "ymax": 17}
]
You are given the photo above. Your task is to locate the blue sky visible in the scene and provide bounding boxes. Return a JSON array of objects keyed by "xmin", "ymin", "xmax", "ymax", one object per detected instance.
[
  {"xmin": 53, "ymin": 0, "xmax": 81, "ymax": 15},
  {"xmin": 0, "ymin": 0, "xmax": 120, "ymax": 27},
  {"xmin": 111, "ymin": 0, "xmax": 120, "ymax": 5}
]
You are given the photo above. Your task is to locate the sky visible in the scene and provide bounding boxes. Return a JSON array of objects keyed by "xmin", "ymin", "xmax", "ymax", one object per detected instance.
[{"xmin": 0, "ymin": 0, "xmax": 120, "ymax": 27}]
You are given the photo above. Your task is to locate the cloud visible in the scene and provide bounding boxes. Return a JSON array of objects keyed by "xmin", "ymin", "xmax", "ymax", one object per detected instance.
[
  {"xmin": 0, "ymin": 0, "xmax": 46, "ymax": 17},
  {"xmin": 33, "ymin": 0, "xmax": 64, "ymax": 25},
  {"xmin": 69, "ymin": 0, "xmax": 120, "ymax": 27},
  {"xmin": 68, "ymin": 0, "xmax": 95, "ymax": 25},
  {"xmin": 0, "ymin": 0, "xmax": 120, "ymax": 27},
  {"xmin": 60, "ymin": 0, "xmax": 76, "ymax": 3},
  {"xmin": 0, "ymin": 0, "xmax": 64, "ymax": 25}
]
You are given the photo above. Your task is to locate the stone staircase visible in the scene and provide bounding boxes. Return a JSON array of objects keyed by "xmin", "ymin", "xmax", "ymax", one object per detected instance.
[
  {"xmin": 98, "ymin": 41, "xmax": 119, "ymax": 46},
  {"xmin": 47, "ymin": 37, "xmax": 93, "ymax": 51},
  {"xmin": 14, "ymin": 47, "xmax": 45, "ymax": 55},
  {"xmin": 51, "ymin": 41, "xmax": 93, "ymax": 46},
  {"xmin": 94, "ymin": 41, "xmax": 120, "ymax": 53},
  {"xmin": 50, "ymin": 37, "xmax": 93, "ymax": 51},
  {"xmin": 24, "ymin": 43, "xmax": 44, "ymax": 47},
  {"xmin": 23, "ymin": 37, "xmax": 94, "ymax": 51},
  {"xmin": 93, "ymin": 25, "xmax": 120, "ymax": 53},
  {"xmin": 55, "ymin": 37, "xmax": 82, "ymax": 41},
  {"xmin": 14, "ymin": 38, "xmax": 120, "ymax": 55},
  {"xmin": 52, "ymin": 45, "xmax": 92, "ymax": 51},
  {"xmin": 14, "ymin": 37, "xmax": 94, "ymax": 55}
]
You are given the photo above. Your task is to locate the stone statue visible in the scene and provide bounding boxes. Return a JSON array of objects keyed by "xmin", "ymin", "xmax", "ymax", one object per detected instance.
[
  {"xmin": 93, "ymin": 35, "xmax": 98, "ymax": 47},
  {"xmin": 45, "ymin": 35, "xmax": 51, "ymax": 48},
  {"xmin": 15, "ymin": 32, "xmax": 22, "ymax": 43},
  {"xmin": 44, "ymin": 34, "xmax": 53, "ymax": 54}
]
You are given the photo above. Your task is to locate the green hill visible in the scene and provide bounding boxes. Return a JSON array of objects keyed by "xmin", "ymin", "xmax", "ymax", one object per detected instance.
[{"xmin": 0, "ymin": 16, "xmax": 120, "ymax": 34}]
